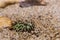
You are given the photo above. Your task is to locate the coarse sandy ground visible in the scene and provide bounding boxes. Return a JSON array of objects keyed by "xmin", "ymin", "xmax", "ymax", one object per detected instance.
[{"xmin": 0, "ymin": 0, "xmax": 60, "ymax": 40}]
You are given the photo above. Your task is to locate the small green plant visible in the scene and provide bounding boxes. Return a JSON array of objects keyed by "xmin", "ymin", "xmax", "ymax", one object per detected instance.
[{"xmin": 12, "ymin": 22, "xmax": 34, "ymax": 32}]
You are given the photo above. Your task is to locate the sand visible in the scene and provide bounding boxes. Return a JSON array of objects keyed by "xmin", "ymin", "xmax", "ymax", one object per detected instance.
[{"xmin": 0, "ymin": 0, "xmax": 60, "ymax": 40}]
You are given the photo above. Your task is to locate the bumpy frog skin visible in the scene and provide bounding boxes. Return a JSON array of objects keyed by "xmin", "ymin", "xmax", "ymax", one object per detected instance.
[{"xmin": 0, "ymin": 0, "xmax": 46, "ymax": 8}]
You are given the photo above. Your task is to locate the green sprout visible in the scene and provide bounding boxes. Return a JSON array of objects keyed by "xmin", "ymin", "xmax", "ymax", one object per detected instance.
[{"xmin": 12, "ymin": 22, "xmax": 34, "ymax": 32}]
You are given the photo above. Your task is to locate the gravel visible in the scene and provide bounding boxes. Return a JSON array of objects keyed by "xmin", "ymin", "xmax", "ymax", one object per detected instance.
[{"xmin": 0, "ymin": 0, "xmax": 60, "ymax": 40}]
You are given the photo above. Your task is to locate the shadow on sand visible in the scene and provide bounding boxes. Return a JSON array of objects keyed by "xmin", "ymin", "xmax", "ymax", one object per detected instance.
[{"xmin": 19, "ymin": 1, "xmax": 47, "ymax": 8}]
